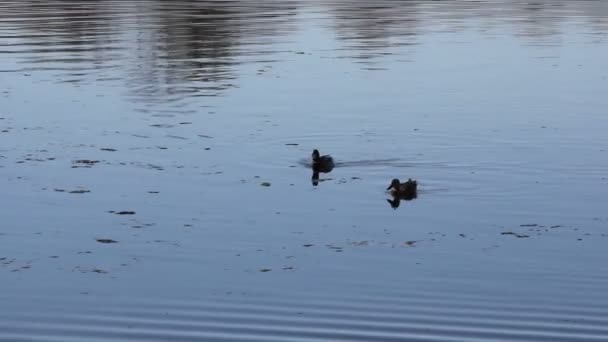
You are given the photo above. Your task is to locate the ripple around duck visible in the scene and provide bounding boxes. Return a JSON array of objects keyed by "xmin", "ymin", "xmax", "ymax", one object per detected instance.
[{"xmin": 296, "ymin": 157, "xmax": 407, "ymax": 169}]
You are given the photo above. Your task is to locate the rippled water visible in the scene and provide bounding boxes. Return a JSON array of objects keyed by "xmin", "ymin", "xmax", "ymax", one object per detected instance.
[{"xmin": 2, "ymin": 1, "xmax": 608, "ymax": 341}]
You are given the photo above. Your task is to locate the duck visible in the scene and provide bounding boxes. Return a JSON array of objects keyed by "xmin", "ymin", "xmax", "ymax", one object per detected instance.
[
  {"xmin": 386, "ymin": 178, "xmax": 418, "ymax": 200},
  {"xmin": 311, "ymin": 149, "xmax": 335, "ymax": 173}
]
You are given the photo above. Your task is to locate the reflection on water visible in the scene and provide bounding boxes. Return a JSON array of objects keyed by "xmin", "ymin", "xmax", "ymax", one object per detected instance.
[
  {"xmin": 1, "ymin": 0, "xmax": 607, "ymax": 106},
  {"xmin": 1, "ymin": 1, "xmax": 298, "ymax": 103},
  {"xmin": 328, "ymin": 0, "xmax": 420, "ymax": 60},
  {"xmin": 386, "ymin": 191, "xmax": 418, "ymax": 209}
]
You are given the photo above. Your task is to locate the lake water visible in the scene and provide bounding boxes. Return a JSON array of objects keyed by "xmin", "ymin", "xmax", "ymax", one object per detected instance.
[{"xmin": 2, "ymin": 1, "xmax": 608, "ymax": 341}]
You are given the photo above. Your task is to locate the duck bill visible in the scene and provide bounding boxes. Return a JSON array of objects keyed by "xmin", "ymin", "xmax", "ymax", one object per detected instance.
[{"xmin": 386, "ymin": 184, "xmax": 394, "ymax": 191}]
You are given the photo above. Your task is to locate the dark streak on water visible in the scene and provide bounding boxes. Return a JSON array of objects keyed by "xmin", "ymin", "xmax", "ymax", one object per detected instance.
[
  {"xmin": 299, "ymin": 158, "xmax": 407, "ymax": 168},
  {"xmin": 2, "ymin": 0, "xmax": 608, "ymax": 341}
]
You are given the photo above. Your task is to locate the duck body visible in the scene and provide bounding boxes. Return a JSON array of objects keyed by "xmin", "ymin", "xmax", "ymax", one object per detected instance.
[
  {"xmin": 387, "ymin": 178, "xmax": 418, "ymax": 200},
  {"xmin": 312, "ymin": 149, "xmax": 335, "ymax": 173}
]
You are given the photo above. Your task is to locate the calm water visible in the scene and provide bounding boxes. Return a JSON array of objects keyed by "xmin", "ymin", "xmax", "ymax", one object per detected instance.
[{"xmin": 2, "ymin": 1, "xmax": 608, "ymax": 341}]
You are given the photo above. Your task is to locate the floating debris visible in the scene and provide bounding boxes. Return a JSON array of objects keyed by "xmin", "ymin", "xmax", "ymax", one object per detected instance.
[
  {"xmin": 100, "ymin": 148, "xmax": 117, "ymax": 152},
  {"xmin": 69, "ymin": 189, "xmax": 90, "ymax": 194},
  {"xmin": 501, "ymin": 232, "xmax": 530, "ymax": 238},
  {"xmin": 260, "ymin": 182, "xmax": 271, "ymax": 187},
  {"xmin": 134, "ymin": 163, "xmax": 164, "ymax": 171},
  {"xmin": 73, "ymin": 160, "xmax": 99, "ymax": 165},
  {"xmin": 520, "ymin": 224, "xmax": 538, "ymax": 227},
  {"xmin": 72, "ymin": 160, "xmax": 99, "ymax": 168},
  {"xmin": 404, "ymin": 240, "xmax": 417, "ymax": 247},
  {"xmin": 96, "ymin": 239, "xmax": 118, "ymax": 244},
  {"xmin": 259, "ymin": 268, "xmax": 272, "ymax": 272},
  {"xmin": 351, "ymin": 241, "xmax": 369, "ymax": 246},
  {"xmin": 166, "ymin": 135, "xmax": 187, "ymax": 140},
  {"xmin": 302, "ymin": 244, "xmax": 314, "ymax": 247},
  {"xmin": 109, "ymin": 211, "xmax": 136, "ymax": 215},
  {"xmin": 326, "ymin": 245, "xmax": 343, "ymax": 252}
]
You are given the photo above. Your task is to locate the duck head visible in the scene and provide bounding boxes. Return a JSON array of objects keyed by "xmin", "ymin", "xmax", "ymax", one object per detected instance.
[
  {"xmin": 386, "ymin": 178, "xmax": 401, "ymax": 191},
  {"xmin": 312, "ymin": 149, "xmax": 320, "ymax": 162}
]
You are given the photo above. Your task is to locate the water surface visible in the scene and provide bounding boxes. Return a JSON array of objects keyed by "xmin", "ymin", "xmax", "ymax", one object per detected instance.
[{"xmin": 2, "ymin": 1, "xmax": 608, "ymax": 341}]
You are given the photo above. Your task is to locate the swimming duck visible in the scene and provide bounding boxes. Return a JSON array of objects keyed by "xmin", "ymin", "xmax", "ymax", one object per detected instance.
[
  {"xmin": 386, "ymin": 178, "xmax": 418, "ymax": 200},
  {"xmin": 312, "ymin": 149, "xmax": 335, "ymax": 173}
]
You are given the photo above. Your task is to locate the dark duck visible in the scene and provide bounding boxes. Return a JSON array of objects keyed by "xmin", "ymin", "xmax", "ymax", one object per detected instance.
[
  {"xmin": 311, "ymin": 149, "xmax": 335, "ymax": 173},
  {"xmin": 386, "ymin": 178, "xmax": 418, "ymax": 200},
  {"xmin": 311, "ymin": 149, "xmax": 334, "ymax": 186}
]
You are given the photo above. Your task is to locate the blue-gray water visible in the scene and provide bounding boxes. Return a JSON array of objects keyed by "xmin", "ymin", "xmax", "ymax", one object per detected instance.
[{"xmin": 2, "ymin": 1, "xmax": 608, "ymax": 341}]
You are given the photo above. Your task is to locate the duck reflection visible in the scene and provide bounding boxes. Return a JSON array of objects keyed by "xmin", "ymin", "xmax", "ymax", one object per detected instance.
[
  {"xmin": 312, "ymin": 170, "xmax": 321, "ymax": 186},
  {"xmin": 386, "ymin": 193, "xmax": 417, "ymax": 209},
  {"xmin": 311, "ymin": 165, "xmax": 335, "ymax": 186}
]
